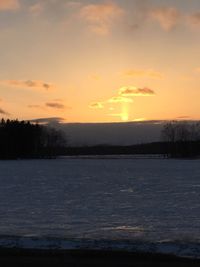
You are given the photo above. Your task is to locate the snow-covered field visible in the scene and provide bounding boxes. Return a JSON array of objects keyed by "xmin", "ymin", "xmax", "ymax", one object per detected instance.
[{"xmin": 0, "ymin": 158, "xmax": 200, "ymax": 257}]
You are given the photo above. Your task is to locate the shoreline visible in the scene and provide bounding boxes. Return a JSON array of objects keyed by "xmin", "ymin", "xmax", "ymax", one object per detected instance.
[
  {"xmin": 0, "ymin": 248, "xmax": 200, "ymax": 267},
  {"xmin": 1, "ymin": 236, "xmax": 200, "ymax": 259}
]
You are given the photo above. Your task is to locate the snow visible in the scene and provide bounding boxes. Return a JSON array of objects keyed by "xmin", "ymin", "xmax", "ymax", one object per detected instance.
[{"xmin": 0, "ymin": 158, "xmax": 200, "ymax": 257}]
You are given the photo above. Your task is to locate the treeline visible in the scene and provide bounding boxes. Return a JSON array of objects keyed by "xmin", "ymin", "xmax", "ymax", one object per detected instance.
[
  {"xmin": 0, "ymin": 119, "xmax": 67, "ymax": 159},
  {"xmin": 0, "ymin": 119, "xmax": 199, "ymax": 159},
  {"xmin": 64, "ymin": 142, "xmax": 167, "ymax": 156},
  {"xmin": 161, "ymin": 121, "xmax": 200, "ymax": 158}
]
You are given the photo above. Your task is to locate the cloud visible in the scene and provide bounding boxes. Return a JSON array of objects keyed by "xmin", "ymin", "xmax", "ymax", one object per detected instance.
[
  {"xmin": 89, "ymin": 102, "xmax": 104, "ymax": 109},
  {"xmin": 175, "ymin": 116, "xmax": 191, "ymax": 120},
  {"xmin": 30, "ymin": 117, "xmax": 65, "ymax": 125},
  {"xmin": 46, "ymin": 102, "xmax": 66, "ymax": 109},
  {"xmin": 123, "ymin": 69, "xmax": 163, "ymax": 79},
  {"xmin": 27, "ymin": 104, "xmax": 45, "ymax": 110},
  {"xmin": 28, "ymin": 105, "xmax": 41, "ymax": 108},
  {"xmin": 1, "ymin": 80, "xmax": 55, "ymax": 90},
  {"xmin": 89, "ymin": 85, "xmax": 155, "ymax": 120},
  {"xmin": 0, "ymin": 0, "xmax": 19, "ymax": 11},
  {"xmin": 0, "ymin": 107, "xmax": 9, "ymax": 115},
  {"xmin": 119, "ymin": 86, "xmax": 155, "ymax": 96},
  {"xmin": 66, "ymin": 1, "xmax": 82, "ymax": 9},
  {"xmin": 89, "ymin": 96, "xmax": 133, "ymax": 110},
  {"xmin": 79, "ymin": 2, "xmax": 124, "ymax": 35},
  {"xmin": 149, "ymin": 7, "xmax": 180, "ymax": 31},
  {"xmin": 188, "ymin": 12, "xmax": 200, "ymax": 26},
  {"xmin": 29, "ymin": 2, "xmax": 43, "ymax": 15},
  {"xmin": 108, "ymin": 96, "xmax": 133, "ymax": 103}
]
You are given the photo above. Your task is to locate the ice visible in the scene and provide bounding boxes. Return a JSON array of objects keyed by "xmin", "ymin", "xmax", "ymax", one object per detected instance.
[{"xmin": 0, "ymin": 158, "xmax": 200, "ymax": 257}]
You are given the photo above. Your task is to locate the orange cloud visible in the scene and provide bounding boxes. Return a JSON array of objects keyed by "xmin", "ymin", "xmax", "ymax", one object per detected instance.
[
  {"xmin": 46, "ymin": 102, "xmax": 66, "ymax": 109},
  {"xmin": 150, "ymin": 7, "xmax": 180, "ymax": 31},
  {"xmin": 28, "ymin": 104, "xmax": 44, "ymax": 109},
  {"xmin": 123, "ymin": 69, "xmax": 163, "ymax": 79},
  {"xmin": 108, "ymin": 96, "xmax": 133, "ymax": 103},
  {"xmin": 1, "ymin": 80, "xmax": 55, "ymax": 90},
  {"xmin": 0, "ymin": 107, "xmax": 9, "ymax": 115},
  {"xmin": 30, "ymin": 117, "xmax": 65, "ymax": 125},
  {"xmin": 119, "ymin": 86, "xmax": 155, "ymax": 96},
  {"xmin": 188, "ymin": 12, "xmax": 200, "ymax": 26},
  {"xmin": 29, "ymin": 3, "xmax": 43, "ymax": 15},
  {"xmin": 79, "ymin": 2, "xmax": 124, "ymax": 35},
  {"xmin": 0, "ymin": 0, "xmax": 19, "ymax": 11},
  {"xmin": 66, "ymin": 1, "xmax": 82, "ymax": 9},
  {"xmin": 89, "ymin": 102, "xmax": 104, "ymax": 109}
]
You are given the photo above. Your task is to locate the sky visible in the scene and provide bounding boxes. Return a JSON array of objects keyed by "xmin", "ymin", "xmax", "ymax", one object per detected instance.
[{"xmin": 0, "ymin": 0, "xmax": 200, "ymax": 123}]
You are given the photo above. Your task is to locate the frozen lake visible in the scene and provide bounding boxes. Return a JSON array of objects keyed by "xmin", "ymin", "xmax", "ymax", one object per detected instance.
[{"xmin": 0, "ymin": 158, "xmax": 200, "ymax": 256}]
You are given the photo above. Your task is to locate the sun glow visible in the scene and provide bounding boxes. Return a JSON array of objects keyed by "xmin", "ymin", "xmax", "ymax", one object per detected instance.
[
  {"xmin": 121, "ymin": 112, "xmax": 129, "ymax": 121},
  {"xmin": 121, "ymin": 103, "xmax": 129, "ymax": 121}
]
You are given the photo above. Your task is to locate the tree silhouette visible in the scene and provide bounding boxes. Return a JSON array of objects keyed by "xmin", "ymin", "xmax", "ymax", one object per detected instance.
[
  {"xmin": 161, "ymin": 121, "xmax": 200, "ymax": 158},
  {"xmin": 0, "ymin": 119, "xmax": 67, "ymax": 159}
]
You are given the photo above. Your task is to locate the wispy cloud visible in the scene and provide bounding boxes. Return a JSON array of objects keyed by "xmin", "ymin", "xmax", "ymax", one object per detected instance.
[
  {"xmin": 29, "ymin": 2, "xmax": 43, "ymax": 16},
  {"xmin": 108, "ymin": 96, "xmax": 133, "ymax": 103},
  {"xmin": 149, "ymin": 7, "xmax": 181, "ymax": 31},
  {"xmin": 0, "ymin": 0, "xmax": 19, "ymax": 11},
  {"xmin": 89, "ymin": 84, "xmax": 155, "ymax": 122},
  {"xmin": 30, "ymin": 117, "xmax": 65, "ymax": 125},
  {"xmin": 89, "ymin": 102, "xmax": 104, "ymax": 109},
  {"xmin": 123, "ymin": 69, "xmax": 163, "ymax": 79},
  {"xmin": 188, "ymin": 12, "xmax": 200, "ymax": 26},
  {"xmin": 79, "ymin": 2, "xmax": 124, "ymax": 35},
  {"xmin": 119, "ymin": 86, "xmax": 155, "ymax": 96},
  {"xmin": 46, "ymin": 102, "xmax": 66, "ymax": 109},
  {"xmin": 175, "ymin": 116, "xmax": 191, "ymax": 120},
  {"xmin": 89, "ymin": 85, "xmax": 155, "ymax": 114},
  {"xmin": 0, "ymin": 107, "xmax": 9, "ymax": 115},
  {"xmin": 27, "ymin": 104, "xmax": 45, "ymax": 110},
  {"xmin": 66, "ymin": 1, "xmax": 82, "ymax": 9},
  {"xmin": 88, "ymin": 96, "xmax": 133, "ymax": 110},
  {"xmin": 28, "ymin": 104, "xmax": 41, "ymax": 108},
  {"xmin": 1, "ymin": 80, "xmax": 55, "ymax": 90}
]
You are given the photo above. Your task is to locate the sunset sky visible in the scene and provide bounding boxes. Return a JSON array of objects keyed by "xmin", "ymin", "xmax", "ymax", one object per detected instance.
[{"xmin": 0, "ymin": 0, "xmax": 200, "ymax": 123}]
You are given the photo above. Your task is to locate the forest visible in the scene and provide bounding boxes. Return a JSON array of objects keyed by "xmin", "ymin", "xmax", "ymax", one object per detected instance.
[
  {"xmin": 161, "ymin": 121, "xmax": 200, "ymax": 158},
  {"xmin": 0, "ymin": 119, "xmax": 66, "ymax": 159}
]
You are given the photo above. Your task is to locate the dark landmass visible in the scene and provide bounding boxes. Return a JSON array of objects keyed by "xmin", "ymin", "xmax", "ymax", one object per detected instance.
[
  {"xmin": 52, "ymin": 121, "xmax": 200, "ymax": 158},
  {"xmin": 0, "ymin": 248, "xmax": 200, "ymax": 267},
  {"xmin": 0, "ymin": 119, "xmax": 199, "ymax": 159},
  {"xmin": 64, "ymin": 141, "xmax": 200, "ymax": 158},
  {"xmin": 64, "ymin": 142, "xmax": 167, "ymax": 156},
  {"xmin": 57, "ymin": 120, "xmax": 164, "ymax": 147}
]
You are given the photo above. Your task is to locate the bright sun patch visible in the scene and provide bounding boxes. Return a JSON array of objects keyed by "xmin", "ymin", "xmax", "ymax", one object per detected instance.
[
  {"xmin": 121, "ymin": 112, "xmax": 129, "ymax": 121},
  {"xmin": 121, "ymin": 103, "xmax": 129, "ymax": 121}
]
